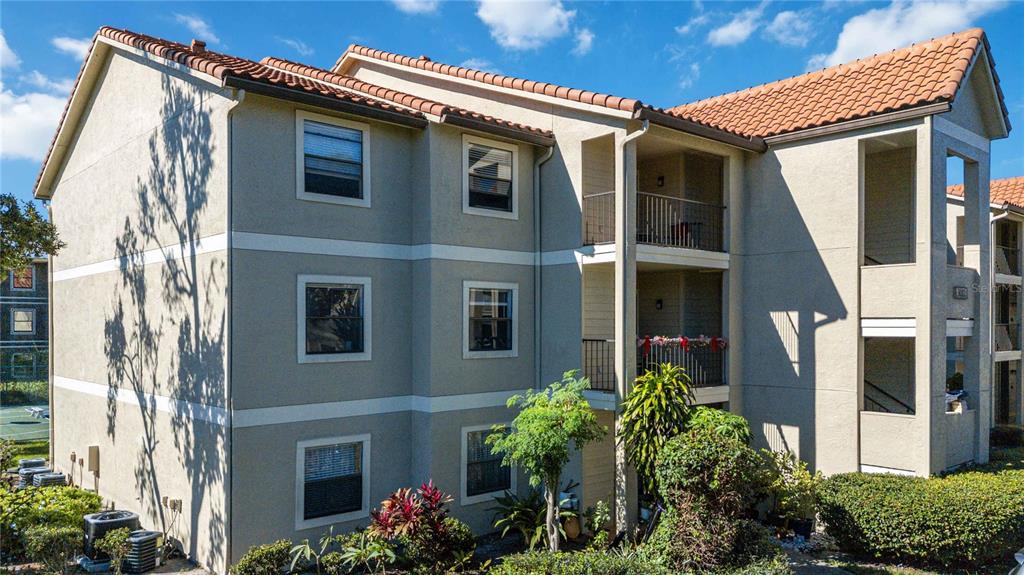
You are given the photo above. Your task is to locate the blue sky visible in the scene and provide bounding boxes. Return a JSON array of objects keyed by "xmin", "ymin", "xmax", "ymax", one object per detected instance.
[{"xmin": 2, "ymin": 0, "xmax": 1022, "ymax": 208}]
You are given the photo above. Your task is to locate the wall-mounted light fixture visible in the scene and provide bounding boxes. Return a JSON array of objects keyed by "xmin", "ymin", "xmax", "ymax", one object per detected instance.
[
  {"xmin": 657, "ymin": 175, "xmax": 665, "ymax": 187},
  {"xmin": 655, "ymin": 299, "xmax": 663, "ymax": 310}
]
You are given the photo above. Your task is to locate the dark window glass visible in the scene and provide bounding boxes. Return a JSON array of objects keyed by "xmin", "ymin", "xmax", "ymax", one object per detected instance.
[
  {"xmin": 466, "ymin": 429, "xmax": 510, "ymax": 496},
  {"xmin": 304, "ymin": 120, "xmax": 363, "ymax": 199},
  {"xmin": 303, "ymin": 442, "xmax": 362, "ymax": 520},
  {"xmin": 467, "ymin": 144, "xmax": 513, "ymax": 212},
  {"xmin": 468, "ymin": 288, "xmax": 512, "ymax": 352},
  {"xmin": 305, "ymin": 284, "xmax": 364, "ymax": 354}
]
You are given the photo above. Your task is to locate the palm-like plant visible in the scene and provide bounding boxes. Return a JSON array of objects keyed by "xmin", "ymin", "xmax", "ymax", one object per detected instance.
[
  {"xmin": 618, "ymin": 363, "xmax": 694, "ymax": 496},
  {"xmin": 490, "ymin": 489, "xmax": 575, "ymax": 550}
]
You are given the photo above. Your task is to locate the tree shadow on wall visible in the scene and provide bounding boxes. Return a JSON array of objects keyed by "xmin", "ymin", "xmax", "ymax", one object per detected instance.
[{"xmin": 103, "ymin": 72, "xmax": 226, "ymax": 569}]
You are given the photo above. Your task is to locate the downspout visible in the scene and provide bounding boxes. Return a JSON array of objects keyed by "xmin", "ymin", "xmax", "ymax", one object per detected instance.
[
  {"xmin": 534, "ymin": 145, "xmax": 554, "ymax": 390},
  {"xmin": 615, "ymin": 118, "xmax": 648, "ymax": 393},
  {"xmin": 223, "ymin": 87, "xmax": 245, "ymax": 570}
]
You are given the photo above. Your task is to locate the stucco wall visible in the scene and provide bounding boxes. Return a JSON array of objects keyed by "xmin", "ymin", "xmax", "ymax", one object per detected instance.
[{"xmin": 48, "ymin": 48, "xmax": 231, "ymax": 572}]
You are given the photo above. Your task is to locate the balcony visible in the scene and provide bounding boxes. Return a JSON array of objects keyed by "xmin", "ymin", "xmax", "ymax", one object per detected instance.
[
  {"xmin": 994, "ymin": 322, "xmax": 1020, "ymax": 352},
  {"xmin": 581, "ymin": 338, "xmax": 728, "ymax": 393},
  {"xmin": 583, "ymin": 191, "xmax": 725, "ymax": 252}
]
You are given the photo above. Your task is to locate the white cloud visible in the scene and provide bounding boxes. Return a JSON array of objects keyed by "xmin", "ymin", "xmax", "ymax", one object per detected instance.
[
  {"xmin": 51, "ymin": 36, "xmax": 91, "ymax": 60},
  {"xmin": 0, "ymin": 81, "xmax": 66, "ymax": 160},
  {"xmin": 22, "ymin": 71, "xmax": 74, "ymax": 94},
  {"xmin": 391, "ymin": 0, "xmax": 440, "ymax": 14},
  {"xmin": 476, "ymin": 0, "xmax": 575, "ymax": 50},
  {"xmin": 676, "ymin": 14, "xmax": 710, "ymax": 35},
  {"xmin": 707, "ymin": 3, "xmax": 766, "ymax": 46},
  {"xmin": 276, "ymin": 37, "xmax": 314, "ymax": 57},
  {"xmin": 808, "ymin": 0, "xmax": 1006, "ymax": 69},
  {"xmin": 572, "ymin": 28, "xmax": 594, "ymax": 56},
  {"xmin": 1, "ymin": 30, "xmax": 20, "ymax": 69},
  {"xmin": 679, "ymin": 62, "xmax": 701, "ymax": 90},
  {"xmin": 173, "ymin": 14, "xmax": 220, "ymax": 45},
  {"xmin": 460, "ymin": 58, "xmax": 502, "ymax": 74},
  {"xmin": 764, "ymin": 10, "xmax": 813, "ymax": 47}
]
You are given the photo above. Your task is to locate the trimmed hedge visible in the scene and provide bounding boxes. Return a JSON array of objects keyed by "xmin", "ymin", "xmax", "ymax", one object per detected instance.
[
  {"xmin": 491, "ymin": 550, "xmax": 673, "ymax": 575},
  {"xmin": 229, "ymin": 539, "xmax": 292, "ymax": 575},
  {"xmin": 818, "ymin": 470, "xmax": 1024, "ymax": 568},
  {"xmin": 0, "ymin": 484, "xmax": 102, "ymax": 558}
]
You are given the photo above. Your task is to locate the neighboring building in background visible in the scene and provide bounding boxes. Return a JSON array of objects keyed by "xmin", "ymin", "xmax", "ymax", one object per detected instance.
[
  {"xmin": 1, "ymin": 259, "xmax": 49, "ymax": 382},
  {"xmin": 949, "ymin": 176, "xmax": 1024, "ymax": 427},
  {"xmin": 33, "ymin": 26, "xmax": 1009, "ymax": 573}
]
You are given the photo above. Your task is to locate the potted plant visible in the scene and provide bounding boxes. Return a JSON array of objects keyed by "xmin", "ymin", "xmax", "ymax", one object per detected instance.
[{"xmin": 764, "ymin": 450, "xmax": 820, "ymax": 538}]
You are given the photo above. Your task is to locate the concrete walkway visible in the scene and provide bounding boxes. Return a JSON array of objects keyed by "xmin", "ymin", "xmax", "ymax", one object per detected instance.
[{"xmin": 786, "ymin": 550, "xmax": 855, "ymax": 575}]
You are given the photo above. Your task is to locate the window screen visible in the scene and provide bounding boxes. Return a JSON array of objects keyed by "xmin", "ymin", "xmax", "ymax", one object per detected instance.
[
  {"xmin": 12, "ymin": 268, "xmax": 33, "ymax": 289},
  {"xmin": 12, "ymin": 310, "xmax": 34, "ymax": 333},
  {"xmin": 466, "ymin": 429, "xmax": 510, "ymax": 497},
  {"xmin": 468, "ymin": 288, "xmax": 512, "ymax": 352},
  {"xmin": 305, "ymin": 284, "xmax": 364, "ymax": 354},
  {"xmin": 303, "ymin": 120, "xmax": 363, "ymax": 199},
  {"xmin": 467, "ymin": 143, "xmax": 513, "ymax": 212},
  {"xmin": 303, "ymin": 442, "xmax": 363, "ymax": 520}
]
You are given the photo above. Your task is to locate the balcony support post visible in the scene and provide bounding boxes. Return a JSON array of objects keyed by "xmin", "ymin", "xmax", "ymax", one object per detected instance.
[{"xmin": 613, "ymin": 123, "xmax": 643, "ymax": 536}]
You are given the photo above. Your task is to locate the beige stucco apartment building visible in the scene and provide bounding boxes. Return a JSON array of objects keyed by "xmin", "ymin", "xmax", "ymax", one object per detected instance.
[{"xmin": 34, "ymin": 26, "xmax": 1010, "ymax": 572}]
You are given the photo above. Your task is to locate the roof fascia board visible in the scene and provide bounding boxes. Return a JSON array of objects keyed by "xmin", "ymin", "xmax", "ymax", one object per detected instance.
[
  {"xmin": 968, "ymin": 44, "xmax": 1010, "ymax": 138},
  {"xmin": 439, "ymin": 113, "xmax": 554, "ymax": 147},
  {"xmin": 223, "ymin": 76, "xmax": 428, "ymax": 129},
  {"xmin": 34, "ymin": 42, "xmax": 110, "ymax": 199},
  {"xmin": 636, "ymin": 108, "xmax": 766, "ymax": 152},
  {"xmin": 763, "ymin": 102, "xmax": 950, "ymax": 146},
  {"xmin": 344, "ymin": 53, "xmax": 637, "ymax": 120}
]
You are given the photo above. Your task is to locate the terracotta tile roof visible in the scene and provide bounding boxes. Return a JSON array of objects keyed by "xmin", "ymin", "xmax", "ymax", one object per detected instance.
[
  {"xmin": 949, "ymin": 176, "xmax": 1024, "ymax": 208},
  {"xmin": 669, "ymin": 28, "xmax": 1010, "ymax": 139},
  {"xmin": 337, "ymin": 44, "xmax": 642, "ymax": 113},
  {"xmin": 261, "ymin": 56, "xmax": 554, "ymax": 142},
  {"xmin": 36, "ymin": 27, "xmax": 554, "ymax": 196}
]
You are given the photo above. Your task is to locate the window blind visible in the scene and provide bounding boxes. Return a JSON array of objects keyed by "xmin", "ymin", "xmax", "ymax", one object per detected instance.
[
  {"xmin": 467, "ymin": 143, "xmax": 513, "ymax": 212},
  {"xmin": 466, "ymin": 429, "xmax": 510, "ymax": 496},
  {"xmin": 304, "ymin": 442, "xmax": 362, "ymax": 520},
  {"xmin": 304, "ymin": 120, "xmax": 363, "ymax": 199}
]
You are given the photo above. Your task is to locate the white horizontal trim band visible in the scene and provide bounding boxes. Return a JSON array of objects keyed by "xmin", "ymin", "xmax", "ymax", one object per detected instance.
[
  {"xmin": 55, "ymin": 375, "xmax": 519, "ymax": 428},
  {"xmin": 54, "ymin": 376, "xmax": 228, "ymax": 426},
  {"xmin": 53, "ymin": 233, "xmax": 228, "ymax": 282}
]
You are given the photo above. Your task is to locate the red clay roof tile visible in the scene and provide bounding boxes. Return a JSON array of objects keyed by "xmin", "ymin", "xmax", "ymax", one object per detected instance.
[
  {"xmin": 949, "ymin": 176, "xmax": 1024, "ymax": 208},
  {"xmin": 668, "ymin": 28, "xmax": 1009, "ymax": 139}
]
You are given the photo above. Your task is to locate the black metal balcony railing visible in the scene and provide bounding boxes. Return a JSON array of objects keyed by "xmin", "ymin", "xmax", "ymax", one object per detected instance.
[
  {"xmin": 582, "ymin": 191, "xmax": 725, "ymax": 252},
  {"xmin": 581, "ymin": 338, "xmax": 727, "ymax": 393},
  {"xmin": 995, "ymin": 245, "xmax": 1020, "ymax": 276},
  {"xmin": 994, "ymin": 322, "xmax": 1020, "ymax": 352}
]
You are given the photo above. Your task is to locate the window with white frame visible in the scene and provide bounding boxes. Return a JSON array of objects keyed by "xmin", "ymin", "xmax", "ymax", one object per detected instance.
[
  {"xmin": 11, "ymin": 309, "xmax": 34, "ymax": 333},
  {"xmin": 298, "ymin": 275, "xmax": 371, "ymax": 363},
  {"xmin": 296, "ymin": 435, "xmax": 370, "ymax": 529},
  {"xmin": 461, "ymin": 424, "xmax": 514, "ymax": 505},
  {"xmin": 463, "ymin": 135, "xmax": 518, "ymax": 218},
  {"xmin": 11, "ymin": 267, "xmax": 34, "ymax": 290},
  {"xmin": 464, "ymin": 281, "xmax": 517, "ymax": 358},
  {"xmin": 296, "ymin": 111, "xmax": 371, "ymax": 207}
]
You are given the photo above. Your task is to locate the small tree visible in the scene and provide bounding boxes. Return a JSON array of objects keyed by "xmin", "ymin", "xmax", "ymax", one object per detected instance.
[
  {"xmin": 95, "ymin": 527, "xmax": 131, "ymax": 575},
  {"xmin": 0, "ymin": 194, "xmax": 64, "ymax": 281},
  {"xmin": 618, "ymin": 363, "xmax": 694, "ymax": 496},
  {"xmin": 487, "ymin": 370, "xmax": 606, "ymax": 551}
]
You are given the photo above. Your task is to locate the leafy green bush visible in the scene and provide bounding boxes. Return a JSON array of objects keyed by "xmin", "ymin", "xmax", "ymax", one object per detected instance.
[
  {"xmin": 400, "ymin": 516, "xmax": 475, "ymax": 572},
  {"xmin": 763, "ymin": 450, "xmax": 820, "ymax": 521},
  {"xmin": 491, "ymin": 549, "xmax": 673, "ymax": 575},
  {"xmin": 231, "ymin": 539, "xmax": 293, "ymax": 575},
  {"xmin": 991, "ymin": 425, "xmax": 1024, "ymax": 447},
  {"xmin": 0, "ymin": 484, "xmax": 102, "ymax": 558},
  {"xmin": 684, "ymin": 406, "xmax": 752, "ymax": 444},
  {"xmin": 0, "ymin": 380, "xmax": 48, "ymax": 405},
  {"xmin": 337, "ymin": 531, "xmax": 395, "ymax": 575},
  {"xmin": 818, "ymin": 470, "xmax": 1024, "ymax": 568},
  {"xmin": 24, "ymin": 525, "xmax": 83, "ymax": 575},
  {"xmin": 96, "ymin": 527, "xmax": 131, "ymax": 575}
]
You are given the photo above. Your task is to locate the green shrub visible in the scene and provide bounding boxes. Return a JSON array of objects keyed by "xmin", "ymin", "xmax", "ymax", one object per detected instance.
[
  {"xmin": 685, "ymin": 406, "xmax": 752, "ymax": 445},
  {"xmin": 319, "ymin": 551, "xmax": 345, "ymax": 575},
  {"xmin": 0, "ymin": 380, "xmax": 48, "ymax": 405},
  {"xmin": 818, "ymin": 470, "xmax": 1024, "ymax": 568},
  {"xmin": 491, "ymin": 549, "xmax": 673, "ymax": 575},
  {"xmin": 96, "ymin": 527, "xmax": 131, "ymax": 575},
  {"xmin": 991, "ymin": 425, "xmax": 1024, "ymax": 447},
  {"xmin": 763, "ymin": 450, "xmax": 820, "ymax": 521},
  {"xmin": 231, "ymin": 539, "xmax": 293, "ymax": 575},
  {"xmin": 400, "ymin": 516, "xmax": 475, "ymax": 571},
  {"xmin": 0, "ymin": 484, "xmax": 102, "ymax": 558},
  {"xmin": 24, "ymin": 525, "xmax": 83, "ymax": 575}
]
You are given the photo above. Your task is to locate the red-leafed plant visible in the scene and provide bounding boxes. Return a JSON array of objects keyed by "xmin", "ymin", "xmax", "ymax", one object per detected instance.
[{"xmin": 368, "ymin": 481, "xmax": 474, "ymax": 571}]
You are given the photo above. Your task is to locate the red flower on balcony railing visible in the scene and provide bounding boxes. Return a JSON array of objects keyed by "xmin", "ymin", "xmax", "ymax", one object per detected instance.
[{"xmin": 637, "ymin": 335, "xmax": 728, "ymax": 357}]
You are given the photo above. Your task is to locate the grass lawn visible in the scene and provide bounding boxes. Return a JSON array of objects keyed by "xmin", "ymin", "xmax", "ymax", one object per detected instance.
[{"xmin": 11, "ymin": 438, "xmax": 49, "ymax": 462}]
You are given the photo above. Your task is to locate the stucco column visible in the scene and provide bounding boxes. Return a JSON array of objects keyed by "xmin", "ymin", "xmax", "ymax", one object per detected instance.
[
  {"xmin": 915, "ymin": 122, "xmax": 944, "ymax": 476},
  {"xmin": 613, "ymin": 131, "xmax": 638, "ymax": 536},
  {"xmin": 961, "ymin": 157, "xmax": 991, "ymax": 463}
]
